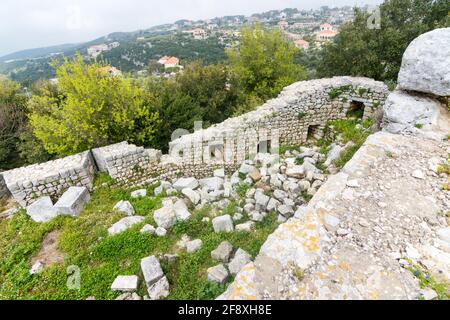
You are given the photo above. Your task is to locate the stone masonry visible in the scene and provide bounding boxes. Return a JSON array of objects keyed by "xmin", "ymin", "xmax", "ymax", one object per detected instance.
[
  {"xmin": 1, "ymin": 76, "xmax": 388, "ymax": 206},
  {"xmin": 92, "ymin": 77, "xmax": 388, "ymax": 187},
  {"xmin": 2, "ymin": 151, "xmax": 96, "ymax": 207}
]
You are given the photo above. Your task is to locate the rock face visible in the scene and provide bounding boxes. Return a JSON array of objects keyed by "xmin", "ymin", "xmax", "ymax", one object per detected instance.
[
  {"xmin": 398, "ymin": 28, "xmax": 450, "ymax": 96},
  {"xmin": 54, "ymin": 187, "xmax": 90, "ymax": 217},
  {"xmin": 382, "ymin": 90, "xmax": 441, "ymax": 134}
]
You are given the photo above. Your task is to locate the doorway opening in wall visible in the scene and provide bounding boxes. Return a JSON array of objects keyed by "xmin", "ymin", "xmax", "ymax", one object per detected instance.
[
  {"xmin": 307, "ymin": 125, "xmax": 321, "ymax": 141},
  {"xmin": 258, "ymin": 140, "xmax": 272, "ymax": 154},
  {"xmin": 209, "ymin": 144, "xmax": 224, "ymax": 161},
  {"xmin": 346, "ymin": 101, "xmax": 365, "ymax": 119}
]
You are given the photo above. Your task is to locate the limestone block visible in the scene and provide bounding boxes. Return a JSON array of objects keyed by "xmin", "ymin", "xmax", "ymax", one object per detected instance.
[{"xmin": 54, "ymin": 187, "xmax": 90, "ymax": 217}]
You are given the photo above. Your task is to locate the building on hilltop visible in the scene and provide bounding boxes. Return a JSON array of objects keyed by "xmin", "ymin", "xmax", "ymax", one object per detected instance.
[
  {"xmin": 294, "ymin": 39, "xmax": 310, "ymax": 50},
  {"xmin": 184, "ymin": 28, "xmax": 208, "ymax": 40},
  {"xmin": 317, "ymin": 23, "xmax": 338, "ymax": 42},
  {"xmin": 158, "ymin": 56, "xmax": 180, "ymax": 68},
  {"xmin": 98, "ymin": 66, "xmax": 122, "ymax": 77},
  {"xmin": 87, "ymin": 44, "xmax": 109, "ymax": 58}
]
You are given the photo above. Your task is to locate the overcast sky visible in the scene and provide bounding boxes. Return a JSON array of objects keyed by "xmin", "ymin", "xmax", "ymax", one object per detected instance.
[{"xmin": 0, "ymin": 0, "xmax": 383, "ymax": 57}]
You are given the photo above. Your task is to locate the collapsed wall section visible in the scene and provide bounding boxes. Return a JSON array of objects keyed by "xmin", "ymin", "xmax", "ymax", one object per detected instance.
[{"xmin": 1, "ymin": 151, "xmax": 96, "ymax": 207}]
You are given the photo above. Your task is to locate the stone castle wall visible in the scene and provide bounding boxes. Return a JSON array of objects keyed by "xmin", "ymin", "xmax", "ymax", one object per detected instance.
[{"xmin": 1, "ymin": 76, "xmax": 388, "ymax": 206}]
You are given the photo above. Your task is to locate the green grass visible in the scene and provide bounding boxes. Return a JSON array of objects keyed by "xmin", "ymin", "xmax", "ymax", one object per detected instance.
[
  {"xmin": 0, "ymin": 176, "xmax": 279, "ymax": 300},
  {"xmin": 406, "ymin": 259, "xmax": 449, "ymax": 300}
]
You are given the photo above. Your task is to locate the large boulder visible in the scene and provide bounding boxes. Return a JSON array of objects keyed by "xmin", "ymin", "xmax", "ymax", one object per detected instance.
[
  {"xmin": 398, "ymin": 28, "xmax": 450, "ymax": 96},
  {"xmin": 382, "ymin": 90, "xmax": 441, "ymax": 134}
]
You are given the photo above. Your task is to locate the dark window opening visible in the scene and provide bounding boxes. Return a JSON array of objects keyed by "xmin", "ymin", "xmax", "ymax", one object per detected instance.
[
  {"xmin": 307, "ymin": 125, "xmax": 321, "ymax": 141},
  {"xmin": 257, "ymin": 140, "xmax": 272, "ymax": 154},
  {"xmin": 209, "ymin": 144, "xmax": 224, "ymax": 160},
  {"xmin": 346, "ymin": 101, "xmax": 365, "ymax": 119}
]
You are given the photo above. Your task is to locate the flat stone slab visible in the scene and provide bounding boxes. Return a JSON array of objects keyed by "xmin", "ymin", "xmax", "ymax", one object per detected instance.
[
  {"xmin": 108, "ymin": 216, "xmax": 145, "ymax": 236},
  {"xmin": 141, "ymin": 256, "xmax": 164, "ymax": 287},
  {"xmin": 54, "ymin": 187, "xmax": 90, "ymax": 217},
  {"xmin": 26, "ymin": 196, "xmax": 58, "ymax": 223},
  {"xmin": 111, "ymin": 275, "xmax": 139, "ymax": 292}
]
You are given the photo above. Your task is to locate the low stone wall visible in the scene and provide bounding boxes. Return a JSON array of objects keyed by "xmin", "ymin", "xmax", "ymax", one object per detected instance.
[{"xmin": 2, "ymin": 151, "xmax": 96, "ymax": 207}]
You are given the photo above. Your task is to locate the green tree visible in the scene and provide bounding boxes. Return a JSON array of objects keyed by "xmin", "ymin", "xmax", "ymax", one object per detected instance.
[
  {"xmin": 0, "ymin": 77, "xmax": 28, "ymax": 170},
  {"xmin": 227, "ymin": 23, "xmax": 307, "ymax": 101},
  {"xmin": 316, "ymin": 0, "xmax": 450, "ymax": 82},
  {"xmin": 175, "ymin": 61, "xmax": 245, "ymax": 124},
  {"xmin": 28, "ymin": 54, "xmax": 160, "ymax": 156},
  {"xmin": 145, "ymin": 77, "xmax": 203, "ymax": 152}
]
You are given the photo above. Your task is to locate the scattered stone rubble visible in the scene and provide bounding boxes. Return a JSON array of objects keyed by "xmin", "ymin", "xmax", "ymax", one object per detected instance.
[{"xmin": 220, "ymin": 28, "xmax": 450, "ymax": 300}]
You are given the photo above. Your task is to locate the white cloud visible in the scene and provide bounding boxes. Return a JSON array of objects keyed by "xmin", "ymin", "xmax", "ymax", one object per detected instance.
[{"xmin": 0, "ymin": 0, "xmax": 383, "ymax": 56}]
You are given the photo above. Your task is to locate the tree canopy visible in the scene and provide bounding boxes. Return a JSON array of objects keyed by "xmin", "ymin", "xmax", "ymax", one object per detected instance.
[
  {"xmin": 28, "ymin": 54, "xmax": 160, "ymax": 156},
  {"xmin": 316, "ymin": 0, "xmax": 450, "ymax": 82},
  {"xmin": 227, "ymin": 23, "xmax": 307, "ymax": 101}
]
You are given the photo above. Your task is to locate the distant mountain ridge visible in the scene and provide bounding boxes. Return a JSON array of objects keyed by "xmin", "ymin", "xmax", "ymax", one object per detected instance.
[{"xmin": 0, "ymin": 43, "xmax": 80, "ymax": 62}]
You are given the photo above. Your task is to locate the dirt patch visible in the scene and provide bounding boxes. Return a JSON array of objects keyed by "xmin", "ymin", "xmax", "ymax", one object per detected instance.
[{"xmin": 31, "ymin": 230, "xmax": 65, "ymax": 267}]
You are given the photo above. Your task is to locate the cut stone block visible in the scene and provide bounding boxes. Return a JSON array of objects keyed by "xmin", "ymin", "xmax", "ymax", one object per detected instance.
[
  {"xmin": 211, "ymin": 241, "xmax": 233, "ymax": 262},
  {"xmin": 173, "ymin": 199, "xmax": 191, "ymax": 221},
  {"xmin": 111, "ymin": 275, "xmax": 139, "ymax": 292},
  {"xmin": 108, "ymin": 216, "xmax": 145, "ymax": 236},
  {"xmin": 131, "ymin": 189, "xmax": 147, "ymax": 198},
  {"xmin": 54, "ymin": 187, "xmax": 90, "ymax": 217},
  {"xmin": 235, "ymin": 221, "xmax": 256, "ymax": 232},
  {"xmin": 153, "ymin": 206, "xmax": 177, "ymax": 229},
  {"xmin": 114, "ymin": 200, "xmax": 135, "ymax": 216},
  {"xmin": 212, "ymin": 215, "xmax": 234, "ymax": 233},
  {"xmin": 229, "ymin": 249, "xmax": 252, "ymax": 277},
  {"xmin": 207, "ymin": 264, "xmax": 229, "ymax": 284},
  {"xmin": 141, "ymin": 256, "xmax": 164, "ymax": 287},
  {"xmin": 173, "ymin": 177, "xmax": 199, "ymax": 191},
  {"xmin": 186, "ymin": 239, "xmax": 203, "ymax": 254},
  {"xmin": 26, "ymin": 196, "xmax": 58, "ymax": 223},
  {"xmin": 147, "ymin": 276, "xmax": 169, "ymax": 300}
]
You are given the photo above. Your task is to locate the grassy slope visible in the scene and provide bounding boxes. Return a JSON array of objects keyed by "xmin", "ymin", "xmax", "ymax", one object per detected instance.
[{"xmin": 0, "ymin": 176, "xmax": 278, "ymax": 300}]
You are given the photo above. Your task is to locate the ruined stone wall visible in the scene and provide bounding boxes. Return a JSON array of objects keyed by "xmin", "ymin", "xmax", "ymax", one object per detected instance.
[
  {"xmin": 1, "ymin": 76, "xmax": 389, "ymax": 206},
  {"xmin": 1, "ymin": 151, "xmax": 96, "ymax": 207},
  {"xmin": 92, "ymin": 77, "xmax": 388, "ymax": 187}
]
